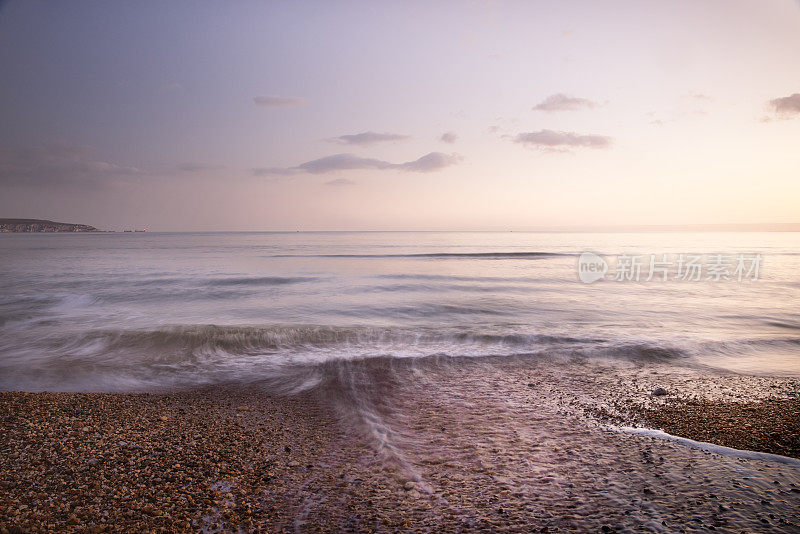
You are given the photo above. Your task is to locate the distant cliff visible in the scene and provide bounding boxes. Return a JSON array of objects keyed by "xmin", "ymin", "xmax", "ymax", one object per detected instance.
[{"xmin": 0, "ymin": 218, "xmax": 99, "ymax": 233}]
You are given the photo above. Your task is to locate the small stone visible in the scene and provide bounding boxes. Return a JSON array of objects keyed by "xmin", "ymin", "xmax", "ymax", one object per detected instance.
[
  {"xmin": 82, "ymin": 426, "xmax": 91, "ymax": 432},
  {"xmin": 87, "ymin": 458, "xmax": 98, "ymax": 466},
  {"xmin": 403, "ymin": 481, "xmax": 415, "ymax": 491},
  {"xmin": 651, "ymin": 387, "xmax": 668, "ymax": 397},
  {"xmin": 237, "ymin": 406, "xmax": 250, "ymax": 412}
]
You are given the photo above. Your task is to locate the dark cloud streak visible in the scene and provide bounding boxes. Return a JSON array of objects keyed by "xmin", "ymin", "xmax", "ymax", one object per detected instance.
[
  {"xmin": 513, "ymin": 130, "xmax": 612, "ymax": 150},
  {"xmin": 328, "ymin": 132, "xmax": 409, "ymax": 145},
  {"xmin": 254, "ymin": 152, "xmax": 461, "ymax": 176},
  {"xmin": 253, "ymin": 94, "xmax": 306, "ymax": 108}
]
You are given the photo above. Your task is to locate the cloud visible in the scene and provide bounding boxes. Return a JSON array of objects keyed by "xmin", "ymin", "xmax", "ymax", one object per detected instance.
[
  {"xmin": 177, "ymin": 163, "xmax": 225, "ymax": 173},
  {"xmin": 0, "ymin": 143, "xmax": 142, "ymax": 186},
  {"xmin": 252, "ymin": 167, "xmax": 298, "ymax": 176},
  {"xmin": 769, "ymin": 93, "xmax": 800, "ymax": 117},
  {"xmin": 440, "ymin": 131, "xmax": 458, "ymax": 144},
  {"xmin": 325, "ymin": 178, "xmax": 356, "ymax": 186},
  {"xmin": 255, "ymin": 152, "xmax": 461, "ymax": 176},
  {"xmin": 298, "ymin": 154, "xmax": 392, "ymax": 173},
  {"xmin": 513, "ymin": 130, "xmax": 612, "ymax": 150},
  {"xmin": 253, "ymin": 94, "xmax": 306, "ymax": 108},
  {"xmin": 328, "ymin": 131, "xmax": 409, "ymax": 146},
  {"xmin": 398, "ymin": 152, "xmax": 462, "ymax": 172},
  {"xmin": 533, "ymin": 93, "xmax": 597, "ymax": 112}
]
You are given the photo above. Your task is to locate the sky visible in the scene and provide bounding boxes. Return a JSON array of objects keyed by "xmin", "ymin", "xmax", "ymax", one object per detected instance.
[{"xmin": 0, "ymin": 0, "xmax": 799, "ymax": 231}]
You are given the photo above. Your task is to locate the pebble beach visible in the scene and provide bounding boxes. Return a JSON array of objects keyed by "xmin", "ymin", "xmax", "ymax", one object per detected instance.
[{"xmin": 2, "ymin": 357, "xmax": 799, "ymax": 533}]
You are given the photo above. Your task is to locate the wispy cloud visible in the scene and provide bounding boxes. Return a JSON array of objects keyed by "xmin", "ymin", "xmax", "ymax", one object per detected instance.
[
  {"xmin": 513, "ymin": 130, "xmax": 612, "ymax": 150},
  {"xmin": 533, "ymin": 93, "xmax": 597, "ymax": 112},
  {"xmin": 0, "ymin": 144, "xmax": 142, "ymax": 186},
  {"xmin": 768, "ymin": 93, "xmax": 800, "ymax": 118},
  {"xmin": 177, "ymin": 163, "xmax": 225, "ymax": 173},
  {"xmin": 254, "ymin": 152, "xmax": 462, "ymax": 176},
  {"xmin": 440, "ymin": 131, "xmax": 458, "ymax": 144},
  {"xmin": 252, "ymin": 166, "xmax": 297, "ymax": 176},
  {"xmin": 328, "ymin": 131, "xmax": 409, "ymax": 146},
  {"xmin": 253, "ymin": 94, "xmax": 307, "ymax": 108},
  {"xmin": 325, "ymin": 178, "xmax": 356, "ymax": 186}
]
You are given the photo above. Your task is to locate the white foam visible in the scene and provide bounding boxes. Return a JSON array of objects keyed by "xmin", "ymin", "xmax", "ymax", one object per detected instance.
[{"xmin": 609, "ymin": 425, "xmax": 800, "ymax": 467}]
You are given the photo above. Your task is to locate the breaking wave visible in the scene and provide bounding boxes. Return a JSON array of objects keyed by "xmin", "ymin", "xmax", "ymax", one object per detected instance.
[{"xmin": 0, "ymin": 323, "xmax": 697, "ymax": 392}]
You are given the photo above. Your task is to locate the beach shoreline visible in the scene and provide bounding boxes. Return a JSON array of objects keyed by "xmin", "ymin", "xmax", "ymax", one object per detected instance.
[{"xmin": 2, "ymin": 359, "xmax": 800, "ymax": 532}]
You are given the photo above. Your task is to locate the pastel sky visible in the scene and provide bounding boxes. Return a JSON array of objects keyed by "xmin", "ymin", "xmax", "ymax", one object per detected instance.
[{"xmin": 1, "ymin": 0, "xmax": 799, "ymax": 231}]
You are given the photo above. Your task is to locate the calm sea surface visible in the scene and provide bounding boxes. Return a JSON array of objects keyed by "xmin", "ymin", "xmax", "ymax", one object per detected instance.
[{"xmin": 1, "ymin": 231, "xmax": 799, "ymax": 391}]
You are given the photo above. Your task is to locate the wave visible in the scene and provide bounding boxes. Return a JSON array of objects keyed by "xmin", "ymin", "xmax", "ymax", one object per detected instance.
[
  {"xmin": 269, "ymin": 251, "xmax": 571, "ymax": 259},
  {"xmin": 0, "ymin": 324, "xmax": 696, "ymax": 391},
  {"xmin": 373, "ymin": 273, "xmax": 546, "ymax": 283},
  {"xmin": 205, "ymin": 276, "xmax": 316, "ymax": 287},
  {"xmin": 9, "ymin": 323, "xmax": 799, "ymax": 393},
  {"xmin": 43, "ymin": 325, "xmax": 789, "ymax": 364},
  {"xmin": 699, "ymin": 337, "xmax": 800, "ymax": 353},
  {"xmin": 764, "ymin": 320, "xmax": 800, "ymax": 331},
  {"xmin": 40, "ymin": 325, "xmax": 607, "ymax": 356}
]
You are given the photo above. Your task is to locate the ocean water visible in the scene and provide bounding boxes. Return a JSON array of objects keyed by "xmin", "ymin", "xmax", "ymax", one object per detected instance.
[{"xmin": 0, "ymin": 231, "xmax": 799, "ymax": 391}]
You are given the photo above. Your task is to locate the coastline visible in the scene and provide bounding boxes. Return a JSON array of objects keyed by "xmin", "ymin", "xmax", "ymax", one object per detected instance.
[{"xmin": 2, "ymin": 359, "xmax": 800, "ymax": 532}]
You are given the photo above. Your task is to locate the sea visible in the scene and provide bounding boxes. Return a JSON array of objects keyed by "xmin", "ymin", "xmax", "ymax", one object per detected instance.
[{"xmin": 1, "ymin": 231, "xmax": 799, "ymax": 391}]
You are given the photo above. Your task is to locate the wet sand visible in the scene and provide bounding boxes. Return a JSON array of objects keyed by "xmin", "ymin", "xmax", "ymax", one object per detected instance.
[{"xmin": 2, "ymin": 357, "xmax": 800, "ymax": 532}]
